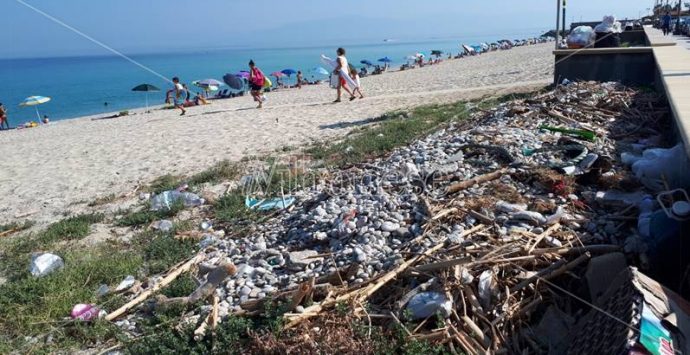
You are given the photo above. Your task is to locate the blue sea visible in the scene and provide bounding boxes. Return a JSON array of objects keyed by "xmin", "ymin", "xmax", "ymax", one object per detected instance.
[{"xmin": 1, "ymin": 33, "xmax": 540, "ymax": 123}]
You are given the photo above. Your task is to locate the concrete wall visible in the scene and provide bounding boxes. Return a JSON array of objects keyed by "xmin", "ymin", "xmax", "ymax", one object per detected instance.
[{"xmin": 554, "ymin": 49, "xmax": 656, "ymax": 86}]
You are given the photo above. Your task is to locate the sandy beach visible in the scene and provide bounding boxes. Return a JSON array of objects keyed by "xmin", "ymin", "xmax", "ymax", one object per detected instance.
[{"xmin": 0, "ymin": 43, "xmax": 554, "ymax": 224}]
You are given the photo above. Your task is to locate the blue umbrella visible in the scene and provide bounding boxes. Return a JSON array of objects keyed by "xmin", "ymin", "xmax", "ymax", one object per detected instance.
[
  {"xmin": 281, "ymin": 69, "xmax": 297, "ymax": 77},
  {"xmin": 360, "ymin": 60, "xmax": 373, "ymax": 66},
  {"xmin": 223, "ymin": 74, "xmax": 244, "ymax": 90},
  {"xmin": 311, "ymin": 67, "xmax": 330, "ymax": 76},
  {"xmin": 378, "ymin": 57, "xmax": 392, "ymax": 63}
]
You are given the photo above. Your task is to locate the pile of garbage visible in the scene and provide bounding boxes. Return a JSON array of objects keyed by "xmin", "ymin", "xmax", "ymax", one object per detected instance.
[{"xmin": 100, "ymin": 81, "xmax": 690, "ymax": 353}]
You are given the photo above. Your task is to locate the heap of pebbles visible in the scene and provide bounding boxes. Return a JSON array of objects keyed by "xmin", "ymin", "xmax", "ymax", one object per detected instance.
[{"xmin": 192, "ymin": 81, "xmax": 665, "ymax": 318}]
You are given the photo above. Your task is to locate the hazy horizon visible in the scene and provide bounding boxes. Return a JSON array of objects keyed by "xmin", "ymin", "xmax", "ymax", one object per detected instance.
[{"xmin": 3, "ymin": 0, "xmax": 654, "ymax": 59}]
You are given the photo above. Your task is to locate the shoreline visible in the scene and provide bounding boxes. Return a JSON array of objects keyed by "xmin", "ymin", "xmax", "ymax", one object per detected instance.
[{"xmin": 0, "ymin": 43, "xmax": 554, "ymax": 224}]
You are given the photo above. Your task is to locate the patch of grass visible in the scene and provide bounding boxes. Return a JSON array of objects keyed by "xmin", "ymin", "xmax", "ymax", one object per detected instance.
[
  {"xmin": 0, "ymin": 245, "xmax": 142, "ymax": 351},
  {"xmin": 188, "ymin": 160, "xmax": 239, "ymax": 186},
  {"xmin": 126, "ymin": 315, "xmax": 253, "ymax": 355},
  {"xmin": 213, "ymin": 191, "xmax": 256, "ymax": 223},
  {"xmin": 87, "ymin": 193, "xmax": 117, "ymax": 207},
  {"xmin": 134, "ymin": 231, "xmax": 197, "ymax": 274},
  {"xmin": 148, "ymin": 174, "xmax": 182, "ymax": 194},
  {"xmin": 307, "ymin": 102, "xmax": 471, "ymax": 166},
  {"xmin": 37, "ymin": 213, "xmax": 104, "ymax": 244},
  {"xmin": 118, "ymin": 200, "xmax": 184, "ymax": 227},
  {"xmin": 0, "ymin": 220, "xmax": 34, "ymax": 234},
  {"xmin": 161, "ymin": 273, "xmax": 197, "ymax": 298}
]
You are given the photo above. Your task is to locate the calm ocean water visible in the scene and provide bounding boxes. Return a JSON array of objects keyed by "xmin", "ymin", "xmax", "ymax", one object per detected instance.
[{"xmin": 0, "ymin": 34, "xmax": 539, "ymax": 123}]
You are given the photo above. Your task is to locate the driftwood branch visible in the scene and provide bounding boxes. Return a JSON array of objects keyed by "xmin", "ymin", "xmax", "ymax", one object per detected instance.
[{"xmin": 446, "ymin": 169, "xmax": 506, "ymax": 195}]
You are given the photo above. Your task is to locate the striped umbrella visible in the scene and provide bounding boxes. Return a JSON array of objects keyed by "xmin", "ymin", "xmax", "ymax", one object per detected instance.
[{"xmin": 19, "ymin": 96, "xmax": 51, "ymax": 121}]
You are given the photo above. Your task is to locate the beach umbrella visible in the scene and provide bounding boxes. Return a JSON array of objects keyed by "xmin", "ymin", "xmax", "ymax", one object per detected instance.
[
  {"xmin": 281, "ymin": 69, "xmax": 297, "ymax": 77},
  {"xmin": 235, "ymin": 71, "xmax": 250, "ymax": 78},
  {"xmin": 378, "ymin": 57, "xmax": 392, "ymax": 63},
  {"xmin": 360, "ymin": 59, "xmax": 373, "ymax": 66},
  {"xmin": 223, "ymin": 73, "xmax": 244, "ymax": 90},
  {"xmin": 131, "ymin": 84, "xmax": 160, "ymax": 112},
  {"xmin": 196, "ymin": 78, "xmax": 224, "ymax": 87},
  {"xmin": 19, "ymin": 96, "xmax": 51, "ymax": 121},
  {"xmin": 431, "ymin": 50, "xmax": 443, "ymax": 57},
  {"xmin": 271, "ymin": 71, "xmax": 285, "ymax": 78},
  {"xmin": 311, "ymin": 67, "xmax": 330, "ymax": 76}
]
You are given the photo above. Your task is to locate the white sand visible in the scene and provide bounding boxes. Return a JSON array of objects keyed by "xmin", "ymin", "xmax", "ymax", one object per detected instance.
[{"xmin": 0, "ymin": 43, "xmax": 554, "ymax": 224}]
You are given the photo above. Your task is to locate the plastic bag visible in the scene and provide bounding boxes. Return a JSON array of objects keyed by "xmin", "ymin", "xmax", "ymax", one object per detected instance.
[
  {"xmin": 594, "ymin": 15, "xmax": 623, "ymax": 33},
  {"xmin": 329, "ymin": 73, "xmax": 339, "ymax": 89},
  {"xmin": 567, "ymin": 26, "xmax": 595, "ymax": 49},
  {"xmin": 30, "ymin": 253, "xmax": 64, "ymax": 277},
  {"xmin": 406, "ymin": 292, "xmax": 453, "ymax": 320},
  {"xmin": 631, "ymin": 144, "xmax": 690, "ymax": 192}
]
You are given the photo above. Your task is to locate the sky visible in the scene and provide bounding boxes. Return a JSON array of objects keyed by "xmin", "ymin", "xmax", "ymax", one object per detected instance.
[{"xmin": 2, "ymin": 0, "xmax": 655, "ymax": 58}]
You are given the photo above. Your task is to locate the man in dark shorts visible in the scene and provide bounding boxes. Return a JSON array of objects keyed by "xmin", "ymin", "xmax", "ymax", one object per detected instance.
[{"xmin": 248, "ymin": 60, "xmax": 266, "ymax": 109}]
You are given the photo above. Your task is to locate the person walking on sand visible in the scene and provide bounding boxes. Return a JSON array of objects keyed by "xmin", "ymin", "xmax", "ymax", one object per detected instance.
[
  {"xmin": 334, "ymin": 48, "xmax": 355, "ymax": 103},
  {"xmin": 166, "ymin": 77, "xmax": 187, "ymax": 116},
  {"xmin": 296, "ymin": 70, "xmax": 303, "ymax": 89},
  {"xmin": 349, "ymin": 67, "xmax": 364, "ymax": 99},
  {"xmin": 248, "ymin": 60, "xmax": 266, "ymax": 108},
  {"xmin": 0, "ymin": 103, "xmax": 9, "ymax": 130}
]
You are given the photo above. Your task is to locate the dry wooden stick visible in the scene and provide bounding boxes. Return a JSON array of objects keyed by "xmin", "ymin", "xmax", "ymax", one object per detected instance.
[
  {"xmin": 413, "ymin": 257, "xmax": 472, "ymax": 273},
  {"xmin": 210, "ymin": 294, "xmax": 219, "ymax": 331},
  {"xmin": 409, "ymin": 329, "xmax": 450, "ymax": 342},
  {"xmin": 446, "ymin": 169, "xmax": 506, "ymax": 195},
  {"xmin": 287, "ymin": 277, "xmax": 315, "ymax": 311},
  {"xmin": 105, "ymin": 254, "xmax": 204, "ymax": 321},
  {"xmin": 530, "ymin": 244, "xmax": 620, "ymax": 256},
  {"xmin": 526, "ymin": 223, "xmax": 560, "ymax": 254},
  {"xmin": 510, "ymin": 252, "xmax": 591, "ymax": 296},
  {"xmin": 0, "ymin": 228, "xmax": 20, "ymax": 238},
  {"xmin": 431, "ymin": 208, "xmax": 459, "ymax": 221},
  {"xmin": 461, "ymin": 314, "xmax": 491, "ymax": 349}
]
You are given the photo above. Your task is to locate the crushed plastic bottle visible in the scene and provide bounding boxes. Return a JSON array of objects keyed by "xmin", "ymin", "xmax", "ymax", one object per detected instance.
[
  {"xmin": 115, "ymin": 275, "xmax": 136, "ymax": 292},
  {"xmin": 71, "ymin": 304, "xmax": 104, "ymax": 321},
  {"xmin": 30, "ymin": 253, "xmax": 64, "ymax": 277},
  {"xmin": 406, "ymin": 292, "xmax": 453, "ymax": 320},
  {"xmin": 150, "ymin": 190, "xmax": 205, "ymax": 211}
]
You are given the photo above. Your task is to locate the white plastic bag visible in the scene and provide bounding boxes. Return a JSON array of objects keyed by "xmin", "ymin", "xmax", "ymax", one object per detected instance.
[
  {"xmin": 30, "ymin": 253, "xmax": 64, "ymax": 277},
  {"xmin": 406, "ymin": 292, "xmax": 453, "ymax": 320}
]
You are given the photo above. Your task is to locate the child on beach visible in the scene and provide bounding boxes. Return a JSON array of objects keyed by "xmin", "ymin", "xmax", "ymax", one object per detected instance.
[
  {"xmin": 349, "ymin": 67, "xmax": 364, "ymax": 99},
  {"xmin": 0, "ymin": 103, "xmax": 9, "ymax": 130},
  {"xmin": 334, "ymin": 47, "xmax": 355, "ymax": 103},
  {"xmin": 248, "ymin": 60, "xmax": 266, "ymax": 109},
  {"xmin": 165, "ymin": 77, "xmax": 187, "ymax": 116}
]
